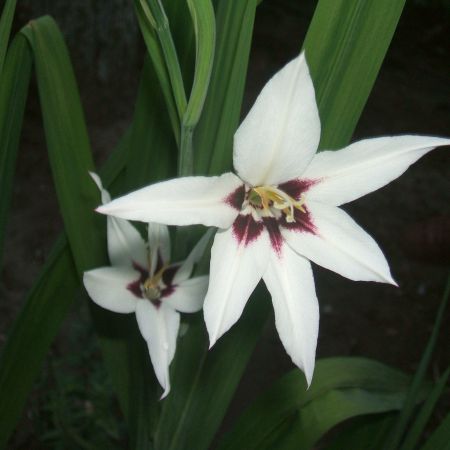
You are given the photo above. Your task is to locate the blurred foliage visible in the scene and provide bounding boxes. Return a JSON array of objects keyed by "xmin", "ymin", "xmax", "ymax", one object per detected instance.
[{"xmin": 29, "ymin": 309, "xmax": 126, "ymax": 450}]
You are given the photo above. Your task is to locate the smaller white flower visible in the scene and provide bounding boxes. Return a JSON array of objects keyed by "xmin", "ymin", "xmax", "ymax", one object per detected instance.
[{"xmin": 83, "ymin": 173, "xmax": 209, "ymax": 398}]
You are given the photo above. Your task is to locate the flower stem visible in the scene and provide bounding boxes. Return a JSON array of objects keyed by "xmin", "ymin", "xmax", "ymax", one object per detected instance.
[{"xmin": 178, "ymin": 123, "xmax": 194, "ymax": 176}]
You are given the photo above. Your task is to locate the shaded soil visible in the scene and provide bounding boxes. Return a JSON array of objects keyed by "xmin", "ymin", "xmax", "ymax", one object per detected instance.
[{"xmin": 2, "ymin": 0, "xmax": 449, "ymax": 448}]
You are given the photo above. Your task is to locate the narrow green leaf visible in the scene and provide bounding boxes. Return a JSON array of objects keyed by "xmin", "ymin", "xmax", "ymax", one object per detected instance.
[
  {"xmin": 22, "ymin": 16, "xmax": 103, "ymax": 273},
  {"xmin": 217, "ymin": 357, "xmax": 417, "ymax": 450},
  {"xmin": 144, "ymin": 0, "xmax": 187, "ymax": 119},
  {"xmin": 135, "ymin": 0, "xmax": 180, "ymax": 141},
  {"xmin": 384, "ymin": 275, "xmax": 450, "ymax": 450},
  {"xmin": 125, "ymin": 57, "xmax": 177, "ymax": 189},
  {"xmin": 0, "ymin": 0, "xmax": 17, "ymax": 75},
  {"xmin": 0, "ymin": 237, "xmax": 77, "ymax": 448},
  {"xmin": 303, "ymin": 0, "xmax": 406, "ymax": 150},
  {"xmin": 0, "ymin": 34, "xmax": 31, "ymax": 266},
  {"xmin": 183, "ymin": 0, "xmax": 215, "ymax": 128},
  {"xmin": 194, "ymin": 0, "xmax": 257, "ymax": 175},
  {"xmin": 178, "ymin": 0, "xmax": 215, "ymax": 176},
  {"xmin": 419, "ymin": 413, "xmax": 450, "ymax": 450},
  {"xmin": 400, "ymin": 367, "xmax": 450, "ymax": 450}
]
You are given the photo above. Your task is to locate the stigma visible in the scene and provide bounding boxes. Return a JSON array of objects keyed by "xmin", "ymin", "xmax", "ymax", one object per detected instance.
[{"xmin": 248, "ymin": 185, "xmax": 306, "ymax": 223}]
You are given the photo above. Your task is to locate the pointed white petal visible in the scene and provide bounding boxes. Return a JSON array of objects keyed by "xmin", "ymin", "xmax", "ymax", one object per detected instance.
[
  {"xmin": 173, "ymin": 229, "xmax": 213, "ymax": 284},
  {"xmin": 89, "ymin": 172, "xmax": 147, "ymax": 267},
  {"xmin": 135, "ymin": 301, "xmax": 180, "ymax": 399},
  {"xmin": 107, "ymin": 217, "xmax": 148, "ymax": 268},
  {"xmin": 263, "ymin": 246, "xmax": 319, "ymax": 385},
  {"xmin": 282, "ymin": 201, "xmax": 396, "ymax": 284},
  {"xmin": 164, "ymin": 275, "xmax": 208, "ymax": 313},
  {"xmin": 83, "ymin": 266, "xmax": 139, "ymax": 313},
  {"xmin": 233, "ymin": 52, "xmax": 320, "ymax": 186},
  {"xmin": 203, "ymin": 226, "xmax": 270, "ymax": 347},
  {"xmin": 148, "ymin": 223, "xmax": 170, "ymax": 276},
  {"xmin": 89, "ymin": 171, "xmax": 111, "ymax": 204},
  {"xmin": 97, "ymin": 173, "xmax": 243, "ymax": 228},
  {"xmin": 303, "ymin": 136, "xmax": 450, "ymax": 206}
]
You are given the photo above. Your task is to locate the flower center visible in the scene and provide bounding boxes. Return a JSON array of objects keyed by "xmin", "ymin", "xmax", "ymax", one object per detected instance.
[
  {"xmin": 248, "ymin": 186, "xmax": 306, "ymax": 223},
  {"xmin": 142, "ymin": 263, "xmax": 167, "ymax": 301}
]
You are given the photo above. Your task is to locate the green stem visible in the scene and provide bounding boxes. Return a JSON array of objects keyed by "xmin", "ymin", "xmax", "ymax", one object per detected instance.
[{"xmin": 178, "ymin": 123, "xmax": 194, "ymax": 176}]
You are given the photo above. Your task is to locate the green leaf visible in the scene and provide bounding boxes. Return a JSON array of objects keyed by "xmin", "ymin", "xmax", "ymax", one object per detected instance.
[
  {"xmin": 0, "ymin": 0, "xmax": 17, "ymax": 76},
  {"xmin": 384, "ymin": 275, "xmax": 450, "ymax": 450},
  {"xmin": 22, "ymin": 16, "xmax": 103, "ymax": 274},
  {"xmin": 183, "ymin": 0, "xmax": 215, "ymax": 128},
  {"xmin": 144, "ymin": 0, "xmax": 187, "ymax": 120},
  {"xmin": 0, "ymin": 237, "xmax": 77, "ymax": 448},
  {"xmin": 400, "ymin": 367, "xmax": 450, "ymax": 450},
  {"xmin": 194, "ymin": 0, "xmax": 257, "ymax": 175},
  {"xmin": 178, "ymin": 0, "xmax": 215, "ymax": 176},
  {"xmin": 419, "ymin": 413, "xmax": 450, "ymax": 450},
  {"xmin": 0, "ymin": 34, "xmax": 31, "ymax": 266},
  {"xmin": 324, "ymin": 414, "xmax": 397, "ymax": 450},
  {"xmin": 303, "ymin": 0, "xmax": 406, "ymax": 150},
  {"xmin": 125, "ymin": 57, "xmax": 177, "ymax": 190},
  {"xmin": 217, "ymin": 358, "xmax": 417, "ymax": 450},
  {"xmin": 135, "ymin": 0, "xmax": 180, "ymax": 141}
]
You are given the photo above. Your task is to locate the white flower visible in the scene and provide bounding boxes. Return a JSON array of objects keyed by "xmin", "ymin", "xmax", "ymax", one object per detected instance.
[
  {"xmin": 83, "ymin": 173, "xmax": 209, "ymax": 398},
  {"xmin": 96, "ymin": 53, "xmax": 449, "ymax": 385}
]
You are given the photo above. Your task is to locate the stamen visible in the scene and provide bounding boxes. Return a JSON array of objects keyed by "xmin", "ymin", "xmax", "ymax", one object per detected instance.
[
  {"xmin": 142, "ymin": 263, "xmax": 168, "ymax": 301},
  {"xmin": 248, "ymin": 186, "xmax": 307, "ymax": 223}
]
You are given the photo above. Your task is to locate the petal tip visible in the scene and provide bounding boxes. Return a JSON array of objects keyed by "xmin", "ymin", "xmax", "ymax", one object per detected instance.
[{"xmin": 159, "ymin": 385, "xmax": 170, "ymax": 400}]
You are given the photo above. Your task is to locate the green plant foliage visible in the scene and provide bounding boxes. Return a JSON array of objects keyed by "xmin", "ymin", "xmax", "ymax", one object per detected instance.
[
  {"xmin": 303, "ymin": 0, "xmax": 406, "ymax": 150},
  {"xmin": 217, "ymin": 358, "xmax": 420, "ymax": 450},
  {"xmin": 324, "ymin": 414, "xmax": 397, "ymax": 450},
  {"xmin": 194, "ymin": 0, "xmax": 258, "ymax": 175},
  {"xmin": 0, "ymin": 0, "xmax": 17, "ymax": 76},
  {"xmin": 0, "ymin": 35, "xmax": 31, "ymax": 266},
  {"xmin": 384, "ymin": 275, "xmax": 450, "ymax": 450},
  {"xmin": 419, "ymin": 413, "xmax": 450, "ymax": 450}
]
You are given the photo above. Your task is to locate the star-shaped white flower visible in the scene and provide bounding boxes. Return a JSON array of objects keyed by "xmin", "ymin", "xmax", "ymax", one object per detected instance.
[
  {"xmin": 83, "ymin": 173, "xmax": 209, "ymax": 398},
  {"xmin": 96, "ymin": 53, "xmax": 449, "ymax": 385}
]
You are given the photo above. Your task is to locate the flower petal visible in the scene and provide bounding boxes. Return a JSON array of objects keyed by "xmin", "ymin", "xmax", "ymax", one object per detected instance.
[
  {"xmin": 173, "ymin": 229, "xmax": 213, "ymax": 284},
  {"xmin": 148, "ymin": 222, "xmax": 170, "ymax": 276},
  {"xmin": 233, "ymin": 52, "xmax": 320, "ymax": 186},
  {"xmin": 97, "ymin": 173, "xmax": 243, "ymax": 228},
  {"xmin": 164, "ymin": 275, "xmax": 208, "ymax": 313},
  {"xmin": 89, "ymin": 172, "xmax": 147, "ymax": 267},
  {"xmin": 107, "ymin": 217, "xmax": 148, "ymax": 268},
  {"xmin": 89, "ymin": 171, "xmax": 111, "ymax": 204},
  {"xmin": 303, "ymin": 136, "xmax": 450, "ymax": 206},
  {"xmin": 135, "ymin": 301, "xmax": 180, "ymax": 399},
  {"xmin": 282, "ymin": 201, "xmax": 396, "ymax": 284},
  {"xmin": 83, "ymin": 266, "xmax": 139, "ymax": 313},
  {"xmin": 203, "ymin": 225, "xmax": 270, "ymax": 347},
  {"xmin": 263, "ymin": 245, "xmax": 319, "ymax": 385}
]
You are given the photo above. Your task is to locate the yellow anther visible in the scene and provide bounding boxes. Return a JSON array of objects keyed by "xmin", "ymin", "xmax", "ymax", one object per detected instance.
[{"xmin": 248, "ymin": 187, "xmax": 306, "ymax": 222}]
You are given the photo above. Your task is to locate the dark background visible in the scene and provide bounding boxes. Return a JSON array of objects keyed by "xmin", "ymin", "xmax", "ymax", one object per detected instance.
[{"xmin": 1, "ymin": 0, "xmax": 449, "ymax": 447}]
